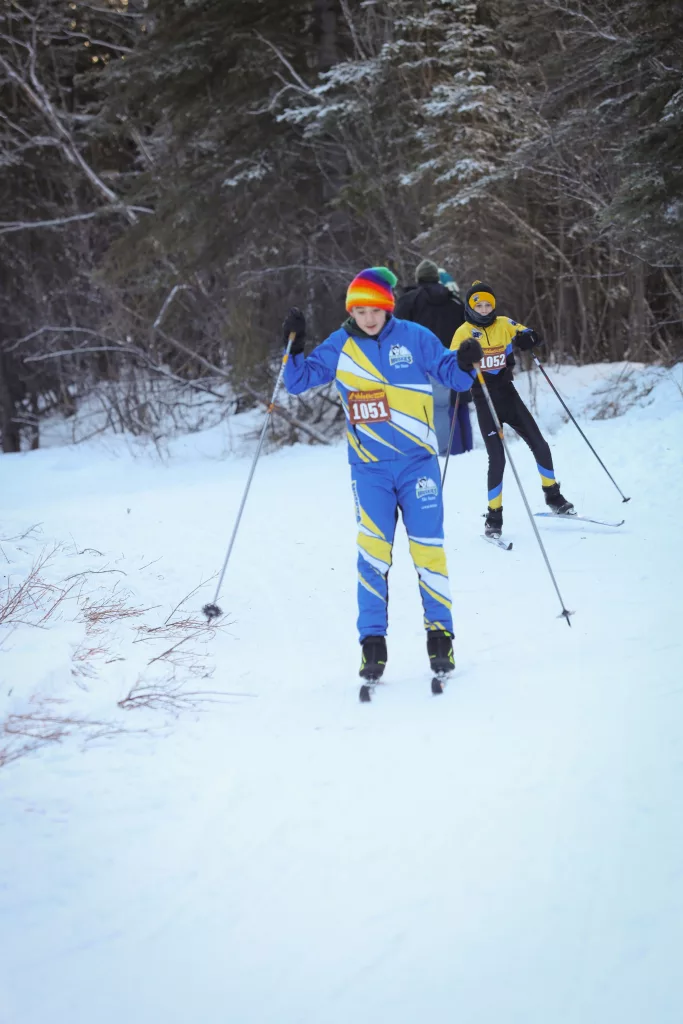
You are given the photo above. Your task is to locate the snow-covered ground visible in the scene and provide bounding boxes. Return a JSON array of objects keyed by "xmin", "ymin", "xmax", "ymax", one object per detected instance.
[{"xmin": 1, "ymin": 362, "xmax": 682, "ymax": 1024}]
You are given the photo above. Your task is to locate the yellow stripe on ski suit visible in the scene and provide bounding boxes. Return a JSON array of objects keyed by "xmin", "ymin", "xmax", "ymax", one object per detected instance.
[
  {"xmin": 409, "ymin": 540, "xmax": 448, "ymax": 577},
  {"xmin": 387, "ymin": 420, "xmax": 435, "ymax": 454},
  {"xmin": 419, "ymin": 579, "xmax": 452, "ymax": 611},
  {"xmin": 341, "ymin": 339, "xmax": 389, "ymax": 384},
  {"xmin": 356, "ymin": 423, "xmax": 403, "ymax": 453},
  {"xmin": 358, "ymin": 532, "xmax": 393, "ymax": 571},
  {"xmin": 383, "ymin": 382, "xmax": 434, "ymax": 428},
  {"xmin": 346, "ymin": 429, "xmax": 377, "ymax": 463},
  {"xmin": 358, "ymin": 572, "xmax": 386, "ymax": 602},
  {"xmin": 357, "ymin": 503, "xmax": 386, "ymax": 540}
]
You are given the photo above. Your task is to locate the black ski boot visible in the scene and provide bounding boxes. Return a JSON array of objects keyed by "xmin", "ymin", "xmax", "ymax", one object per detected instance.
[
  {"xmin": 358, "ymin": 635, "xmax": 387, "ymax": 702},
  {"xmin": 359, "ymin": 635, "xmax": 387, "ymax": 681},
  {"xmin": 543, "ymin": 483, "xmax": 575, "ymax": 515},
  {"xmin": 427, "ymin": 630, "xmax": 455, "ymax": 693},
  {"xmin": 484, "ymin": 506, "xmax": 503, "ymax": 538}
]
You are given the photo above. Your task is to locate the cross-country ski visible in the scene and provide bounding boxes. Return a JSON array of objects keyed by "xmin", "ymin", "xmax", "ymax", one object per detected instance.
[
  {"xmin": 534, "ymin": 512, "xmax": 626, "ymax": 528},
  {"xmin": 484, "ymin": 535, "xmax": 514, "ymax": 550}
]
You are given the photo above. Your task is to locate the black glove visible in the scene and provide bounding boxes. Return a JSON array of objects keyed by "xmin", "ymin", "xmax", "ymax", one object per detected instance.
[
  {"xmin": 516, "ymin": 329, "xmax": 539, "ymax": 352},
  {"xmin": 456, "ymin": 338, "xmax": 483, "ymax": 372},
  {"xmin": 282, "ymin": 306, "xmax": 306, "ymax": 356}
]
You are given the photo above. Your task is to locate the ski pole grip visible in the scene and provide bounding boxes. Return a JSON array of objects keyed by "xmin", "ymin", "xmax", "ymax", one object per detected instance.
[{"xmin": 282, "ymin": 331, "xmax": 296, "ymax": 365}]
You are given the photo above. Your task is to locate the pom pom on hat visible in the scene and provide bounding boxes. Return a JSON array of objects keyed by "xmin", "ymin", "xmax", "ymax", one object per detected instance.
[
  {"xmin": 466, "ymin": 280, "xmax": 496, "ymax": 310},
  {"xmin": 346, "ymin": 266, "xmax": 398, "ymax": 313}
]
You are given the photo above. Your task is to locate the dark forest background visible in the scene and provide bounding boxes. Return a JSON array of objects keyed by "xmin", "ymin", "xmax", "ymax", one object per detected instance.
[{"xmin": 1, "ymin": 0, "xmax": 681, "ymax": 451}]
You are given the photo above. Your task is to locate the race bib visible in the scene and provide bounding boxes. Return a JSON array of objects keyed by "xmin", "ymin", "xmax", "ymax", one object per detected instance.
[
  {"xmin": 348, "ymin": 389, "xmax": 391, "ymax": 424},
  {"xmin": 479, "ymin": 348, "xmax": 507, "ymax": 371}
]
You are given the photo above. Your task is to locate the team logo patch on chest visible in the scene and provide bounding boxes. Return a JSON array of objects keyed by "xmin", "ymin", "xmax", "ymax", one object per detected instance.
[
  {"xmin": 389, "ymin": 344, "xmax": 413, "ymax": 368},
  {"xmin": 416, "ymin": 476, "xmax": 439, "ymax": 500}
]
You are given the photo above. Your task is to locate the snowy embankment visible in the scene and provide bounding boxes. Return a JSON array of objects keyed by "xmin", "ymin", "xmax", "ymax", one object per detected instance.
[{"xmin": 1, "ymin": 363, "xmax": 682, "ymax": 1024}]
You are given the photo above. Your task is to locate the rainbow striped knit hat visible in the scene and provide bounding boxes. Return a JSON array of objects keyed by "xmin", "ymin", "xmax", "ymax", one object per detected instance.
[{"xmin": 345, "ymin": 267, "xmax": 398, "ymax": 313}]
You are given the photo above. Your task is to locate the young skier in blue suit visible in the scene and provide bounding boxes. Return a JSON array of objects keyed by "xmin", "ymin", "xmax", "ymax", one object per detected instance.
[{"xmin": 282, "ymin": 267, "xmax": 480, "ymax": 685}]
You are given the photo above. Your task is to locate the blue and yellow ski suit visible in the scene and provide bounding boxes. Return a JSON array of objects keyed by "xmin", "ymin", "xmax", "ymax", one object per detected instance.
[{"xmin": 284, "ymin": 316, "xmax": 473, "ymax": 641}]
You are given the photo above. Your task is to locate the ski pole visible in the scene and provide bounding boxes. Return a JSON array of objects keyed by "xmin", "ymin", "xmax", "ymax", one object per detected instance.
[
  {"xmin": 532, "ymin": 355, "xmax": 630, "ymax": 503},
  {"xmin": 476, "ymin": 368, "xmax": 573, "ymax": 626},
  {"xmin": 202, "ymin": 332, "xmax": 296, "ymax": 621},
  {"xmin": 441, "ymin": 392, "xmax": 461, "ymax": 486}
]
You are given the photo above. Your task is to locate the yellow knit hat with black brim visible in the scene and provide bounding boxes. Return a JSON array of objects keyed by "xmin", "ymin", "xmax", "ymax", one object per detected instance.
[{"xmin": 466, "ymin": 280, "xmax": 496, "ymax": 310}]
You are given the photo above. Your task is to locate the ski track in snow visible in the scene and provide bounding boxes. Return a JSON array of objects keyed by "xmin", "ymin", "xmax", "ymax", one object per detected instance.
[{"xmin": 1, "ymin": 364, "xmax": 682, "ymax": 1024}]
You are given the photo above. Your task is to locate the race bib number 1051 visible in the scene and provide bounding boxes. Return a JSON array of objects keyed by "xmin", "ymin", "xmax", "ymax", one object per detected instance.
[{"xmin": 348, "ymin": 389, "xmax": 391, "ymax": 424}]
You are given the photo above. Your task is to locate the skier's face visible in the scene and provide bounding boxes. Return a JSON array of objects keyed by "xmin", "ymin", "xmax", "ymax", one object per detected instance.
[
  {"xmin": 474, "ymin": 300, "xmax": 493, "ymax": 315},
  {"xmin": 351, "ymin": 306, "xmax": 387, "ymax": 336}
]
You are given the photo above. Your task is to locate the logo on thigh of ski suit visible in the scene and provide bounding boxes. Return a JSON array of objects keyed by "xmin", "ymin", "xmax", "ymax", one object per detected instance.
[
  {"xmin": 416, "ymin": 476, "xmax": 439, "ymax": 507},
  {"xmin": 389, "ymin": 344, "xmax": 413, "ymax": 368}
]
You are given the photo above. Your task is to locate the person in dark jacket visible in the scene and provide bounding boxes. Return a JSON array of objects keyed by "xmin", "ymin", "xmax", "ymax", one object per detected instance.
[{"xmin": 395, "ymin": 260, "xmax": 471, "ymax": 457}]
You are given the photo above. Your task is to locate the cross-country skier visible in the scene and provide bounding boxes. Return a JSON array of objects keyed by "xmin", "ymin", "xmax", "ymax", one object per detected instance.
[
  {"xmin": 450, "ymin": 281, "xmax": 574, "ymax": 538},
  {"xmin": 282, "ymin": 266, "xmax": 475, "ymax": 684}
]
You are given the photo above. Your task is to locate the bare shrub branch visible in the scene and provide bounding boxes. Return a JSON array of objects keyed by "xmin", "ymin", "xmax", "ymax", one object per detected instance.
[{"xmin": 0, "ymin": 697, "xmax": 119, "ymax": 768}]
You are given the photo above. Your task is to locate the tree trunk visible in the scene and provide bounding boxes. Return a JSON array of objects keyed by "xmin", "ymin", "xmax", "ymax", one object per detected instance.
[{"xmin": 0, "ymin": 355, "xmax": 22, "ymax": 453}]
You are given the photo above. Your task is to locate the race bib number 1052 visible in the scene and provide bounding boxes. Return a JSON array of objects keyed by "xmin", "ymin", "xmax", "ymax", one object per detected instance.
[
  {"xmin": 479, "ymin": 349, "xmax": 507, "ymax": 371},
  {"xmin": 348, "ymin": 389, "xmax": 391, "ymax": 424}
]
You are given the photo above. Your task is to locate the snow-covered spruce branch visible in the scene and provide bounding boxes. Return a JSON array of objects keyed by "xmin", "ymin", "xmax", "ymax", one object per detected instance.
[{"xmin": 253, "ymin": 31, "xmax": 317, "ymax": 97}]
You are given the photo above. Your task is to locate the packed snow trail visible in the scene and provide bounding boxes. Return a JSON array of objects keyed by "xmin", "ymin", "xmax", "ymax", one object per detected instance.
[{"xmin": 1, "ymin": 365, "xmax": 682, "ymax": 1024}]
